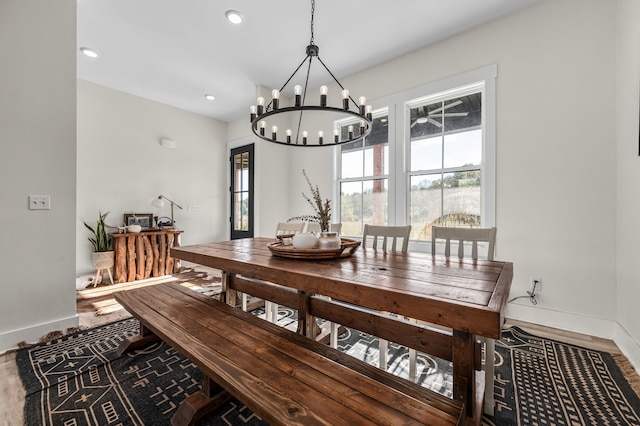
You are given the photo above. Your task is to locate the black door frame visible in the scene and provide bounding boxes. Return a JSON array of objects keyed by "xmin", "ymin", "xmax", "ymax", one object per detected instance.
[{"xmin": 230, "ymin": 144, "xmax": 254, "ymax": 239}]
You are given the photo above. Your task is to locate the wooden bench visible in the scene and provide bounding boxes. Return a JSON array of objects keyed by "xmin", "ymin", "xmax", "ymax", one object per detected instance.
[{"xmin": 115, "ymin": 282, "xmax": 464, "ymax": 426}]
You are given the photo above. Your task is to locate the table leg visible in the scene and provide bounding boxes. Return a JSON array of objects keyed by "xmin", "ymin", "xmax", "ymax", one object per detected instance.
[{"xmin": 452, "ymin": 330, "xmax": 476, "ymax": 419}]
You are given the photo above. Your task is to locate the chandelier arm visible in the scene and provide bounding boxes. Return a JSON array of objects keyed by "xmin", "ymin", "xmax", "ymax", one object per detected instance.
[
  {"xmin": 316, "ymin": 56, "xmax": 360, "ymax": 110},
  {"xmin": 294, "ymin": 56, "xmax": 314, "ymax": 144},
  {"xmin": 265, "ymin": 54, "xmax": 311, "ymax": 112}
]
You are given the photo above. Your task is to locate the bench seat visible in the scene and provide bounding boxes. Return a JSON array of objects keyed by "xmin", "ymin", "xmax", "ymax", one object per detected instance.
[{"xmin": 114, "ymin": 282, "xmax": 464, "ymax": 426}]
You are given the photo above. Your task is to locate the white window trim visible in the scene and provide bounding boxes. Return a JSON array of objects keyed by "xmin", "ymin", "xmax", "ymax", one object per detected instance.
[{"xmin": 335, "ymin": 64, "xmax": 497, "ymax": 252}]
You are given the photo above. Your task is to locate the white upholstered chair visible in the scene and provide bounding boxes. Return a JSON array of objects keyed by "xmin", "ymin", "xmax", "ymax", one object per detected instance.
[
  {"xmin": 429, "ymin": 225, "xmax": 497, "ymax": 415},
  {"xmin": 360, "ymin": 224, "xmax": 412, "ymax": 370},
  {"xmin": 258, "ymin": 222, "xmax": 306, "ymax": 322}
]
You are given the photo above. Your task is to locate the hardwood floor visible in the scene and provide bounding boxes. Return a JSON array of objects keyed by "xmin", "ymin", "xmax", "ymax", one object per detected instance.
[{"xmin": 0, "ymin": 267, "xmax": 635, "ymax": 425}]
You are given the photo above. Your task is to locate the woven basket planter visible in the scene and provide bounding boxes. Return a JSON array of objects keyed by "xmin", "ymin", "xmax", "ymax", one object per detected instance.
[{"xmin": 92, "ymin": 251, "xmax": 114, "ymax": 269}]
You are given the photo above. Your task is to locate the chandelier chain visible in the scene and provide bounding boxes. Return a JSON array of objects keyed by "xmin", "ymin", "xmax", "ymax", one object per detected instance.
[{"xmin": 310, "ymin": 0, "xmax": 315, "ymax": 45}]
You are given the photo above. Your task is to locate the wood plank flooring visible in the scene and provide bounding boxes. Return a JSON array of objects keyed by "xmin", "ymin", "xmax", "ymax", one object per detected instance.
[{"xmin": 0, "ymin": 265, "xmax": 636, "ymax": 426}]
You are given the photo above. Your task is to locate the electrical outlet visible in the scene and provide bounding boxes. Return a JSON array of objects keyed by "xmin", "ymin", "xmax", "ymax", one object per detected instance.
[
  {"xmin": 531, "ymin": 277, "xmax": 542, "ymax": 292},
  {"xmin": 28, "ymin": 195, "xmax": 50, "ymax": 210}
]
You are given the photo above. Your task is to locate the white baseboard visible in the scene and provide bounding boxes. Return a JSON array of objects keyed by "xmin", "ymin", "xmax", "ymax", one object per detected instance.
[
  {"xmin": 0, "ymin": 314, "xmax": 79, "ymax": 354},
  {"xmin": 614, "ymin": 323, "xmax": 640, "ymax": 377},
  {"xmin": 506, "ymin": 302, "xmax": 640, "ymax": 373},
  {"xmin": 505, "ymin": 302, "xmax": 618, "ymax": 338}
]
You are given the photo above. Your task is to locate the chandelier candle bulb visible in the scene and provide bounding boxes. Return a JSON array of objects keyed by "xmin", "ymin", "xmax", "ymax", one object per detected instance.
[
  {"xmin": 249, "ymin": 105, "xmax": 257, "ymax": 123},
  {"xmin": 294, "ymin": 85, "xmax": 302, "ymax": 107},
  {"xmin": 359, "ymin": 96, "xmax": 367, "ymax": 115},
  {"xmin": 303, "ymin": 131, "xmax": 308, "ymax": 145},
  {"xmin": 366, "ymin": 105, "xmax": 373, "ymax": 120},
  {"xmin": 342, "ymin": 89, "xmax": 350, "ymax": 110},
  {"xmin": 256, "ymin": 97, "xmax": 265, "ymax": 115},
  {"xmin": 286, "ymin": 129, "xmax": 292, "ymax": 144},
  {"xmin": 334, "ymin": 128, "xmax": 339, "ymax": 143},
  {"xmin": 348, "ymin": 125, "xmax": 354, "ymax": 139},
  {"xmin": 318, "ymin": 131, "xmax": 323, "ymax": 145},
  {"xmin": 272, "ymin": 89, "xmax": 280, "ymax": 110},
  {"xmin": 272, "ymin": 126, "xmax": 278, "ymax": 141},
  {"xmin": 259, "ymin": 120, "xmax": 266, "ymax": 136},
  {"xmin": 320, "ymin": 85, "xmax": 328, "ymax": 107},
  {"xmin": 360, "ymin": 120, "xmax": 366, "ymax": 134}
]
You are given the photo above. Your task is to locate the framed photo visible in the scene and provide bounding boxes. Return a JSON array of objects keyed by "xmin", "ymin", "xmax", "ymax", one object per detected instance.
[{"xmin": 124, "ymin": 213, "xmax": 153, "ymax": 229}]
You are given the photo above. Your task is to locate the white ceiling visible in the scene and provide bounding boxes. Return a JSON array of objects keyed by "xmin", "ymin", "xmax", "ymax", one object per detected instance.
[{"xmin": 77, "ymin": 0, "xmax": 538, "ymax": 123}]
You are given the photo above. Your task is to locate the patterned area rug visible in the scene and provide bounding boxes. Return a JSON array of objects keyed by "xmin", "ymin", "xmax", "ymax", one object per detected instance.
[{"xmin": 17, "ymin": 308, "xmax": 640, "ymax": 425}]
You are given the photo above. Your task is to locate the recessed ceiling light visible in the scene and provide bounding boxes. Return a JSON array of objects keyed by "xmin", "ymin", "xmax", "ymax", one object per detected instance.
[
  {"xmin": 225, "ymin": 10, "xmax": 243, "ymax": 24},
  {"xmin": 79, "ymin": 47, "xmax": 99, "ymax": 58},
  {"xmin": 204, "ymin": 94, "xmax": 216, "ymax": 101}
]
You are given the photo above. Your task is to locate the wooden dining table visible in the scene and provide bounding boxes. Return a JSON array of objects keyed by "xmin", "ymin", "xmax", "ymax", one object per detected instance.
[{"xmin": 171, "ymin": 237, "xmax": 513, "ymax": 424}]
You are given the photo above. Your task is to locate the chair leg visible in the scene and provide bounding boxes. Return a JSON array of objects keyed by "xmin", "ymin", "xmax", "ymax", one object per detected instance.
[
  {"xmin": 409, "ymin": 348, "xmax": 417, "ymax": 381},
  {"xmin": 379, "ymin": 339, "xmax": 388, "ymax": 371},
  {"xmin": 264, "ymin": 301, "xmax": 278, "ymax": 323},
  {"xmin": 484, "ymin": 338, "xmax": 496, "ymax": 416},
  {"xmin": 330, "ymin": 322, "xmax": 339, "ymax": 348}
]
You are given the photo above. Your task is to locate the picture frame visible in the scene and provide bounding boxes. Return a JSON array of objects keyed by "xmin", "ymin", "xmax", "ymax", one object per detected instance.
[{"xmin": 124, "ymin": 213, "xmax": 154, "ymax": 229}]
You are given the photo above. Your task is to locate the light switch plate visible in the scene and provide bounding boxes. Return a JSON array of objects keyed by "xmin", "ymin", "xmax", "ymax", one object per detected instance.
[{"xmin": 29, "ymin": 195, "xmax": 50, "ymax": 210}]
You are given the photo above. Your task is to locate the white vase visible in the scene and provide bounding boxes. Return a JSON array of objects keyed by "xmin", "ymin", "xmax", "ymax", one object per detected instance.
[
  {"xmin": 318, "ymin": 231, "xmax": 341, "ymax": 249},
  {"xmin": 292, "ymin": 233, "xmax": 318, "ymax": 249}
]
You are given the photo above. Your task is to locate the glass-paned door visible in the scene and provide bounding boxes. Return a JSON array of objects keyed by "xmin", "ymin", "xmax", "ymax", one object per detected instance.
[{"xmin": 230, "ymin": 144, "xmax": 254, "ymax": 239}]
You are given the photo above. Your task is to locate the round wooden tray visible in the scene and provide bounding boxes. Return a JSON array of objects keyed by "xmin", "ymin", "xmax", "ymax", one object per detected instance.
[{"xmin": 267, "ymin": 238, "xmax": 361, "ymax": 260}]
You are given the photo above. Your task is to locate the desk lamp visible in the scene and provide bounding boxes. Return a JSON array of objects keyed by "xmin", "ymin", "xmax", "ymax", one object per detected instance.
[{"xmin": 151, "ymin": 195, "xmax": 183, "ymax": 228}]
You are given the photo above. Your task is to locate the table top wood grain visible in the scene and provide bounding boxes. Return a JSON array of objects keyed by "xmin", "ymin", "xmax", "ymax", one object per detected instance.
[{"xmin": 172, "ymin": 237, "xmax": 512, "ymax": 339}]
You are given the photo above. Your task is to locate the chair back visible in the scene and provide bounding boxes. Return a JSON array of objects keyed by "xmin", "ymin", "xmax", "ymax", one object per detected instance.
[
  {"xmin": 306, "ymin": 222, "xmax": 342, "ymax": 235},
  {"xmin": 431, "ymin": 226, "xmax": 496, "ymax": 260},
  {"xmin": 275, "ymin": 222, "xmax": 305, "ymax": 237},
  {"xmin": 362, "ymin": 224, "xmax": 411, "ymax": 252}
]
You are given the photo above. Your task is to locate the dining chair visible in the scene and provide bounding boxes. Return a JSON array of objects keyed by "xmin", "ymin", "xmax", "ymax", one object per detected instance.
[
  {"xmin": 362, "ymin": 224, "xmax": 411, "ymax": 252},
  {"xmin": 257, "ymin": 222, "xmax": 306, "ymax": 322},
  {"xmin": 358, "ymin": 224, "xmax": 412, "ymax": 371},
  {"xmin": 429, "ymin": 225, "xmax": 497, "ymax": 415},
  {"xmin": 305, "ymin": 222, "xmax": 342, "ymax": 235}
]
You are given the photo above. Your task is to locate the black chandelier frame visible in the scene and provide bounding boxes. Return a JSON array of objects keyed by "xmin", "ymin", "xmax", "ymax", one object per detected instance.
[{"xmin": 249, "ymin": 1, "xmax": 372, "ymax": 147}]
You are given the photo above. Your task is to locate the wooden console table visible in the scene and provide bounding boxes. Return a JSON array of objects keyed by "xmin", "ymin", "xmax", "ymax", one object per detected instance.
[{"xmin": 111, "ymin": 230, "xmax": 183, "ymax": 283}]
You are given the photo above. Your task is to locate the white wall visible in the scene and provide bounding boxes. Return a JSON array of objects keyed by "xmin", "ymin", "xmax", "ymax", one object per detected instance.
[
  {"xmin": 615, "ymin": 0, "xmax": 640, "ymax": 371},
  {"xmin": 230, "ymin": 0, "xmax": 640, "ymax": 366},
  {"xmin": 0, "ymin": 0, "xmax": 78, "ymax": 348},
  {"xmin": 76, "ymin": 81, "xmax": 228, "ymax": 274}
]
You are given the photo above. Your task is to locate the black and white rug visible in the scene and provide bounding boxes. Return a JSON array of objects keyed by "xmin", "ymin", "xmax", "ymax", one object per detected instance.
[{"xmin": 17, "ymin": 308, "xmax": 640, "ymax": 425}]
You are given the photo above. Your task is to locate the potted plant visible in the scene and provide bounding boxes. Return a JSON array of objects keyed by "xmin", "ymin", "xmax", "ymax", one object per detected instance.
[
  {"xmin": 84, "ymin": 211, "xmax": 114, "ymax": 269},
  {"xmin": 289, "ymin": 170, "xmax": 340, "ymax": 249},
  {"xmin": 290, "ymin": 169, "xmax": 331, "ymax": 231}
]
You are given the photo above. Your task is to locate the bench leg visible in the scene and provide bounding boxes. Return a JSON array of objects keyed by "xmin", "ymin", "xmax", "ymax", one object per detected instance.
[
  {"xmin": 171, "ymin": 375, "xmax": 232, "ymax": 426},
  {"xmin": 116, "ymin": 323, "xmax": 161, "ymax": 356}
]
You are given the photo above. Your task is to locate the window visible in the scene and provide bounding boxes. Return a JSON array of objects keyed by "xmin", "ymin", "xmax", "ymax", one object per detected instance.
[
  {"xmin": 337, "ymin": 111, "xmax": 389, "ymax": 236},
  {"xmin": 335, "ymin": 66, "xmax": 496, "ymax": 248},
  {"xmin": 408, "ymin": 88, "xmax": 483, "ymax": 241}
]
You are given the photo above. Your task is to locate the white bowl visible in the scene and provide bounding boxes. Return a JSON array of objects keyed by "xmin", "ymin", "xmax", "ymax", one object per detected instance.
[
  {"xmin": 292, "ymin": 233, "xmax": 318, "ymax": 249},
  {"xmin": 127, "ymin": 224, "xmax": 142, "ymax": 233}
]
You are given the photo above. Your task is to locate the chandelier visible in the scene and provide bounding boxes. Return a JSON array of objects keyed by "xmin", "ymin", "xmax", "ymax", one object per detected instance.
[{"xmin": 249, "ymin": 0, "xmax": 372, "ymax": 147}]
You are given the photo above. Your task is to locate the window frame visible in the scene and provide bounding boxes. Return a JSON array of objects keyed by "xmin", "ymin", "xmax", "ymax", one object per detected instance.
[{"xmin": 335, "ymin": 65, "xmax": 497, "ymax": 252}]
